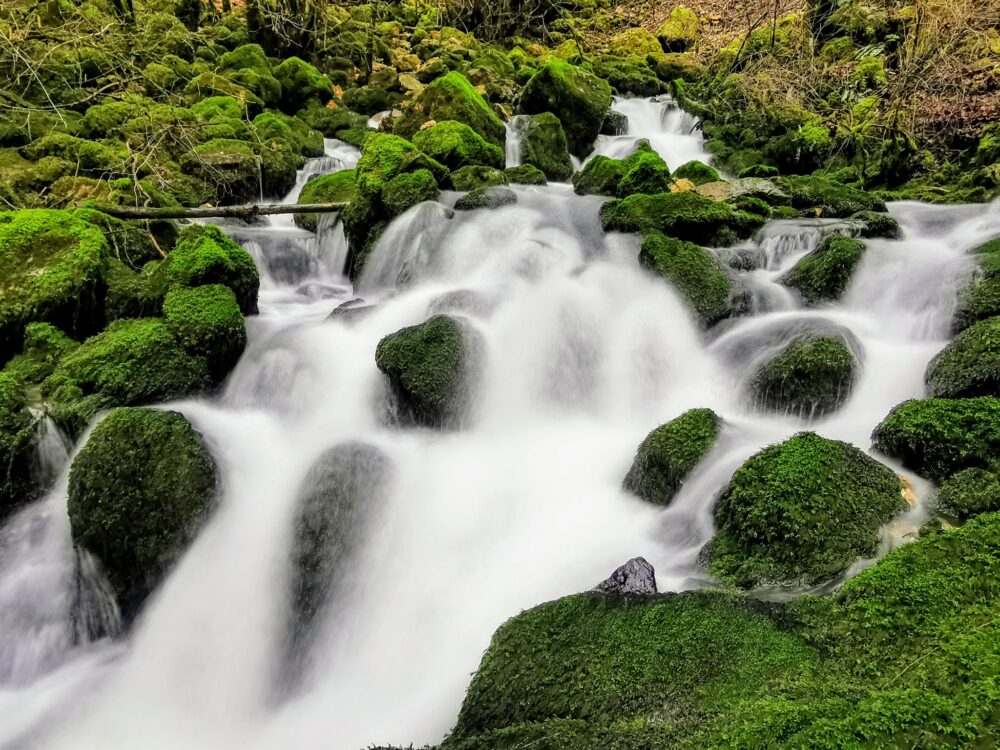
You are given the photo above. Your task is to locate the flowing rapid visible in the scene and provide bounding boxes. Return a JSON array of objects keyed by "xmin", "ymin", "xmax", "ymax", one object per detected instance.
[{"xmin": 1, "ymin": 97, "xmax": 998, "ymax": 750}]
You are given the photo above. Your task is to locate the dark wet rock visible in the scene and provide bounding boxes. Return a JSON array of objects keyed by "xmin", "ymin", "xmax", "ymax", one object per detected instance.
[
  {"xmin": 428, "ymin": 289, "xmax": 498, "ymax": 318},
  {"xmin": 595, "ymin": 557, "xmax": 657, "ymax": 596},
  {"xmin": 455, "ymin": 186, "xmax": 517, "ymax": 211},
  {"xmin": 601, "ymin": 110, "xmax": 628, "ymax": 136},
  {"xmin": 327, "ymin": 298, "xmax": 375, "ymax": 324}
]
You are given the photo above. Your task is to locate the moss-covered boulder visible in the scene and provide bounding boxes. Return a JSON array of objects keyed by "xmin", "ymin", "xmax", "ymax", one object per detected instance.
[
  {"xmin": 163, "ymin": 285, "xmax": 246, "ymax": 383},
  {"xmin": 381, "ymin": 169, "xmax": 440, "ymax": 217},
  {"xmin": 182, "ymin": 138, "xmax": 260, "ymax": 205},
  {"xmin": 44, "ymin": 319, "xmax": 210, "ymax": 437},
  {"xmin": 2, "ymin": 322, "xmax": 78, "ymax": 387},
  {"xmin": 295, "ymin": 169, "xmax": 355, "ymax": 232},
  {"xmin": 925, "ymin": 317, "xmax": 1000, "ymax": 399},
  {"xmin": 639, "ymin": 232, "xmax": 732, "ymax": 325},
  {"xmin": 709, "ymin": 432, "xmax": 905, "ymax": 587},
  {"xmin": 623, "ymin": 408, "xmax": 721, "ymax": 506},
  {"xmin": 394, "ymin": 72, "xmax": 505, "ymax": 146},
  {"xmin": 67, "ymin": 407, "xmax": 217, "ymax": 619},
  {"xmin": 935, "ymin": 468, "xmax": 1000, "ymax": 520},
  {"xmin": 574, "ymin": 140, "xmax": 671, "ymax": 198},
  {"xmin": 518, "ymin": 60, "xmax": 612, "ymax": 157},
  {"xmin": 602, "ymin": 191, "xmax": 753, "ymax": 246},
  {"xmin": 515, "ymin": 113, "xmax": 573, "ymax": 182},
  {"xmin": 673, "ymin": 160, "xmax": 720, "ymax": 186},
  {"xmin": 375, "ymin": 315, "xmax": 483, "ymax": 429},
  {"xmin": 0, "ymin": 209, "xmax": 108, "ymax": 362},
  {"xmin": 954, "ymin": 239, "xmax": 1000, "ymax": 333},
  {"xmin": 448, "ymin": 165, "xmax": 508, "ymax": 192},
  {"xmin": 780, "ymin": 175, "xmax": 886, "ymax": 217},
  {"xmin": 150, "ymin": 225, "xmax": 260, "ymax": 315},
  {"xmin": 411, "ymin": 120, "xmax": 504, "ymax": 171},
  {"xmin": 872, "ymin": 397, "xmax": 1000, "ymax": 482},
  {"xmin": 185, "ymin": 72, "xmax": 264, "ymax": 112},
  {"xmin": 454, "ymin": 186, "xmax": 517, "ymax": 211},
  {"xmin": 851, "ymin": 210, "xmax": 901, "ymax": 239},
  {"xmin": 749, "ymin": 334, "xmax": 858, "ymax": 418},
  {"xmin": 273, "ymin": 57, "xmax": 332, "ymax": 111},
  {"xmin": 0, "ymin": 372, "xmax": 37, "ymax": 521},
  {"xmin": 504, "ymin": 164, "xmax": 547, "ymax": 185},
  {"xmin": 657, "ymin": 6, "xmax": 701, "ymax": 52},
  {"xmin": 782, "ymin": 234, "xmax": 865, "ymax": 304}
]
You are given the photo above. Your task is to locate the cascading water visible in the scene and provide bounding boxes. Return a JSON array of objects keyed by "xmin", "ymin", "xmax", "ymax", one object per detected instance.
[{"xmin": 0, "ymin": 98, "xmax": 998, "ymax": 750}]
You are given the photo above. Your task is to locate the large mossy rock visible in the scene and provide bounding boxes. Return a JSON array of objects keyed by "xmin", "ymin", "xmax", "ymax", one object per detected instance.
[
  {"xmin": 602, "ymin": 191, "xmax": 757, "ymax": 246},
  {"xmin": 935, "ymin": 468, "xmax": 1000, "ymax": 520},
  {"xmin": 518, "ymin": 60, "xmax": 612, "ymax": 157},
  {"xmin": 273, "ymin": 57, "xmax": 332, "ymax": 111},
  {"xmin": 622, "ymin": 408, "xmax": 721, "ymax": 506},
  {"xmin": 294, "ymin": 169, "xmax": 355, "ymax": 232},
  {"xmin": 380, "ymin": 169, "xmax": 440, "ymax": 216},
  {"xmin": 782, "ymin": 234, "xmax": 866, "ymax": 304},
  {"xmin": 872, "ymin": 397, "xmax": 1000, "ymax": 482},
  {"xmin": 708, "ymin": 432, "xmax": 905, "ymax": 588},
  {"xmin": 287, "ymin": 442, "xmax": 393, "ymax": 658},
  {"xmin": 657, "ymin": 6, "xmax": 701, "ymax": 51},
  {"xmin": 673, "ymin": 160, "xmax": 720, "ymax": 186},
  {"xmin": 515, "ymin": 113, "xmax": 573, "ymax": 182},
  {"xmin": 573, "ymin": 140, "xmax": 670, "ymax": 198},
  {"xmin": 375, "ymin": 315, "xmax": 483, "ymax": 429},
  {"xmin": 779, "ymin": 175, "xmax": 886, "ymax": 217},
  {"xmin": 2, "ymin": 322, "xmax": 78, "ymax": 387},
  {"xmin": 150, "ymin": 224, "xmax": 260, "ymax": 315},
  {"xmin": 955, "ymin": 239, "xmax": 1000, "ymax": 333},
  {"xmin": 925, "ymin": 317, "xmax": 1000, "ymax": 399},
  {"xmin": 44, "ymin": 319, "xmax": 209, "ymax": 437},
  {"xmin": 162, "ymin": 285, "xmax": 246, "ymax": 383},
  {"xmin": 182, "ymin": 138, "xmax": 260, "ymax": 205},
  {"xmin": 749, "ymin": 334, "xmax": 858, "ymax": 418},
  {"xmin": 67, "ymin": 407, "xmax": 217, "ymax": 619},
  {"xmin": 639, "ymin": 231, "xmax": 732, "ymax": 325},
  {"xmin": 412, "ymin": 120, "xmax": 504, "ymax": 171},
  {"xmin": 394, "ymin": 72, "xmax": 505, "ymax": 146},
  {"xmin": 0, "ymin": 209, "xmax": 108, "ymax": 362},
  {"xmin": 0, "ymin": 372, "xmax": 36, "ymax": 521}
]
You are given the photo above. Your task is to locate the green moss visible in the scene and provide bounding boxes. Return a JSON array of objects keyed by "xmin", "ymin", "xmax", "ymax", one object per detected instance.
[
  {"xmin": 657, "ymin": 6, "xmax": 701, "ymax": 52},
  {"xmin": 2, "ymin": 322, "xmax": 78, "ymax": 387},
  {"xmin": 709, "ymin": 432, "xmax": 905, "ymax": 587},
  {"xmin": 738, "ymin": 164, "xmax": 779, "ymax": 178},
  {"xmin": 851, "ymin": 209, "xmax": 901, "ymax": 239},
  {"xmin": 182, "ymin": 138, "xmax": 260, "ymax": 205},
  {"xmin": 412, "ymin": 120, "xmax": 504, "ymax": 171},
  {"xmin": 454, "ymin": 186, "xmax": 517, "ymax": 211},
  {"xmin": 381, "ymin": 169, "xmax": 440, "ymax": 217},
  {"xmin": 602, "ymin": 192, "xmax": 741, "ymax": 246},
  {"xmin": 67, "ymin": 407, "xmax": 216, "ymax": 619},
  {"xmin": 749, "ymin": 335, "xmax": 858, "ymax": 417},
  {"xmin": 22, "ymin": 133, "xmax": 128, "ymax": 176},
  {"xmin": 925, "ymin": 317, "xmax": 1000, "ymax": 399},
  {"xmin": 574, "ymin": 140, "xmax": 673, "ymax": 199},
  {"xmin": 673, "ymin": 160, "xmax": 721, "ymax": 185},
  {"xmin": 375, "ymin": 314, "xmax": 482, "ymax": 428},
  {"xmin": 163, "ymin": 284, "xmax": 246, "ymax": 382},
  {"xmin": 591, "ymin": 58, "xmax": 666, "ymax": 98},
  {"xmin": 955, "ymin": 239, "xmax": 1000, "ymax": 333},
  {"xmin": 782, "ymin": 234, "xmax": 865, "ymax": 304},
  {"xmin": 780, "ymin": 175, "xmax": 886, "ymax": 217},
  {"xmin": 518, "ymin": 60, "xmax": 613, "ymax": 157},
  {"xmin": 185, "ymin": 72, "xmax": 264, "ymax": 111},
  {"xmin": 394, "ymin": 71, "xmax": 505, "ymax": 146},
  {"xmin": 0, "ymin": 371, "xmax": 37, "ymax": 520},
  {"xmin": 448, "ymin": 165, "xmax": 508, "ymax": 192},
  {"xmin": 504, "ymin": 164, "xmax": 547, "ymax": 185},
  {"xmin": 295, "ymin": 170, "xmax": 355, "ymax": 232},
  {"xmin": 69, "ymin": 207, "xmax": 160, "ymax": 270},
  {"xmin": 572, "ymin": 155, "xmax": 626, "ymax": 196},
  {"xmin": 273, "ymin": 57, "xmax": 332, "ymax": 111},
  {"xmin": 623, "ymin": 408, "xmax": 721, "ymax": 506},
  {"xmin": 0, "ymin": 209, "xmax": 108, "ymax": 361},
  {"xmin": 256, "ymin": 138, "xmax": 303, "ymax": 198},
  {"xmin": 515, "ymin": 113, "xmax": 573, "ymax": 182},
  {"xmin": 44, "ymin": 318, "xmax": 209, "ymax": 437},
  {"xmin": 872, "ymin": 397, "xmax": 1000, "ymax": 482},
  {"xmin": 976, "ymin": 123, "xmax": 1000, "ymax": 166},
  {"xmin": 935, "ymin": 468, "xmax": 1000, "ymax": 520},
  {"xmin": 639, "ymin": 232, "xmax": 732, "ymax": 325}
]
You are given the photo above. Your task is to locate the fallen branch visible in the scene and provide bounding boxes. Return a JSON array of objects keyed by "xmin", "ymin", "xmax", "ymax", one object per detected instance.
[{"xmin": 93, "ymin": 202, "xmax": 349, "ymax": 221}]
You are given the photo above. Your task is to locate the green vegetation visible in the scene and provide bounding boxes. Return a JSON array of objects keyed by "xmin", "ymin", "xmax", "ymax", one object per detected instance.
[
  {"xmin": 448, "ymin": 165, "xmax": 508, "ymax": 192},
  {"xmin": 936, "ymin": 468, "xmax": 1000, "ymax": 520},
  {"xmin": 518, "ymin": 60, "xmax": 612, "ymax": 157},
  {"xmin": 412, "ymin": 120, "xmax": 504, "ymax": 172},
  {"xmin": 162, "ymin": 285, "xmax": 246, "ymax": 382},
  {"xmin": 783, "ymin": 234, "xmax": 866, "ymax": 304},
  {"xmin": 0, "ymin": 371, "xmax": 36, "ymax": 520},
  {"xmin": 623, "ymin": 408, "xmax": 720, "ymax": 506},
  {"xmin": 67, "ymin": 407, "xmax": 217, "ymax": 619},
  {"xmin": 709, "ymin": 432, "xmax": 905, "ymax": 587},
  {"xmin": 454, "ymin": 186, "xmax": 517, "ymax": 211},
  {"xmin": 925, "ymin": 317, "xmax": 1000, "ymax": 399},
  {"xmin": 394, "ymin": 72, "xmax": 505, "ymax": 146},
  {"xmin": 381, "ymin": 169, "xmax": 440, "ymax": 217},
  {"xmin": 749, "ymin": 335, "xmax": 858, "ymax": 417},
  {"xmin": 673, "ymin": 160, "xmax": 720, "ymax": 186},
  {"xmin": 573, "ymin": 140, "xmax": 671, "ymax": 198},
  {"xmin": 295, "ymin": 170, "xmax": 355, "ymax": 232},
  {"xmin": 515, "ymin": 113, "xmax": 573, "ymax": 182},
  {"xmin": 955, "ymin": 239, "xmax": 1000, "ymax": 332},
  {"xmin": 638, "ymin": 232, "xmax": 732, "ymax": 325},
  {"xmin": 602, "ymin": 191, "xmax": 754, "ymax": 246}
]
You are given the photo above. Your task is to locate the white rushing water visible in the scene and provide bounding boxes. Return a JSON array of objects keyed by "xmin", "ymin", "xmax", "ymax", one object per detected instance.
[{"xmin": 0, "ymin": 97, "xmax": 999, "ymax": 749}]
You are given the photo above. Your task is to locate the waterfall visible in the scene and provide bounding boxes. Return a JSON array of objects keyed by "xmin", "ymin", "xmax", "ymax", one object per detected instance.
[{"xmin": 0, "ymin": 99, "xmax": 998, "ymax": 750}]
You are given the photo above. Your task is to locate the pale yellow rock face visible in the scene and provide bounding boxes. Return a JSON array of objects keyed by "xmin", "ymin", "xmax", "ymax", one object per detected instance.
[{"xmin": 671, "ymin": 178, "xmax": 696, "ymax": 193}]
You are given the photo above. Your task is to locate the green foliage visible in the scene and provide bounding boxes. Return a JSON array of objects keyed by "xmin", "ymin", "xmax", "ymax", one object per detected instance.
[
  {"xmin": 504, "ymin": 164, "xmax": 547, "ymax": 185},
  {"xmin": 851, "ymin": 209, "xmax": 901, "ymax": 238},
  {"xmin": 516, "ymin": 113, "xmax": 573, "ymax": 182},
  {"xmin": 381, "ymin": 169, "xmax": 440, "ymax": 217},
  {"xmin": 750, "ymin": 335, "xmax": 858, "ymax": 418},
  {"xmin": 782, "ymin": 234, "xmax": 866, "ymax": 304},
  {"xmin": 183, "ymin": 138, "xmax": 260, "ymax": 205},
  {"xmin": 657, "ymin": 6, "xmax": 701, "ymax": 52},
  {"xmin": 709, "ymin": 432, "xmax": 905, "ymax": 587},
  {"xmin": 872, "ymin": 397, "xmax": 1000, "ymax": 482},
  {"xmin": 0, "ymin": 371, "xmax": 36, "ymax": 520},
  {"xmin": 936, "ymin": 468, "xmax": 1000, "ymax": 520},
  {"xmin": 2, "ymin": 322, "xmax": 77, "ymax": 387},
  {"xmin": 375, "ymin": 314, "xmax": 481, "ymax": 428},
  {"xmin": 574, "ymin": 140, "xmax": 671, "ymax": 198},
  {"xmin": 518, "ymin": 60, "xmax": 613, "ymax": 157},
  {"xmin": 780, "ymin": 175, "xmax": 886, "ymax": 217},
  {"xmin": 601, "ymin": 191, "xmax": 743, "ymax": 246},
  {"xmin": 448, "ymin": 165, "xmax": 508, "ymax": 191},
  {"xmin": 394, "ymin": 72, "xmax": 505, "ymax": 146},
  {"xmin": 673, "ymin": 160, "xmax": 721, "ymax": 185},
  {"xmin": 22, "ymin": 133, "xmax": 128, "ymax": 176},
  {"xmin": 955, "ymin": 239, "xmax": 1000, "ymax": 333},
  {"xmin": 295, "ymin": 170, "xmax": 355, "ymax": 232},
  {"xmin": 926, "ymin": 317, "xmax": 1000, "ymax": 399},
  {"xmin": 623, "ymin": 408, "xmax": 721, "ymax": 505},
  {"xmin": 639, "ymin": 232, "xmax": 732, "ymax": 325},
  {"xmin": 273, "ymin": 57, "xmax": 332, "ymax": 111},
  {"xmin": 67, "ymin": 407, "xmax": 217, "ymax": 619},
  {"xmin": 162, "ymin": 285, "xmax": 246, "ymax": 382},
  {"xmin": 412, "ymin": 120, "xmax": 504, "ymax": 171}
]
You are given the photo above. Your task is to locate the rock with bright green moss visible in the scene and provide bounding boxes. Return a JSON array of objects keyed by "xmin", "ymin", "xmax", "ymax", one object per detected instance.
[
  {"xmin": 935, "ymin": 468, "xmax": 1000, "ymax": 520},
  {"xmin": 22, "ymin": 133, "xmax": 128, "ymax": 176},
  {"xmin": 184, "ymin": 72, "xmax": 264, "ymax": 111},
  {"xmin": 750, "ymin": 335, "xmax": 858, "ymax": 418},
  {"xmin": 448, "ymin": 165, "xmax": 508, "ymax": 192},
  {"xmin": 504, "ymin": 164, "xmax": 547, "ymax": 185},
  {"xmin": 954, "ymin": 239, "xmax": 1000, "ymax": 333},
  {"xmin": 182, "ymin": 138, "xmax": 260, "ymax": 205},
  {"xmin": 603, "ymin": 191, "xmax": 745, "ymax": 246},
  {"xmin": 0, "ymin": 209, "xmax": 109, "ymax": 362},
  {"xmin": 623, "ymin": 408, "xmax": 721, "ymax": 506},
  {"xmin": 69, "ymin": 208, "xmax": 163, "ymax": 270},
  {"xmin": 150, "ymin": 224, "xmax": 260, "ymax": 315},
  {"xmin": 872, "ymin": 397, "xmax": 1000, "ymax": 482},
  {"xmin": 163, "ymin": 285, "xmax": 246, "ymax": 383},
  {"xmin": 295, "ymin": 170, "xmax": 355, "ymax": 232},
  {"xmin": 515, "ymin": 113, "xmax": 573, "ymax": 182},
  {"xmin": 394, "ymin": 72, "xmax": 505, "ymax": 146},
  {"xmin": 273, "ymin": 57, "xmax": 332, "ymax": 112},
  {"xmin": 2, "ymin": 322, "xmax": 78, "ymax": 387},
  {"xmin": 657, "ymin": 6, "xmax": 701, "ymax": 52},
  {"xmin": 381, "ymin": 169, "xmax": 440, "ymax": 217},
  {"xmin": 782, "ymin": 234, "xmax": 865, "ymax": 304},
  {"xmin": 375, "ymin": 315, "xmax": 483, "ymax": 429},
  {"xmin": 673, "ymin": 160, "xmax": 720, "ymax": 186},
  {"xmin": 412, "ymin": 120, "xmax": 504, "ymax": 171},
  {"xmin": 779, "ymin": 175, "xmax": 886, "ymax": 217},
  {"xmin": 67, "ymin": 407, "xmax": 217, "ymax": 619},
  {"xmin": 574, "ymin": 140, "xmax": 671, "ymax": 198},
  {"xmin": 44, "ymin": 318, "xmax": 210, "ymax": 437},
  {"xmin": 925, "ymin": 317, "xmax": 1000, "ymax": 399},
  {"xmin": 639, "ymin": 232, "xmax": 732, "ymax": 325},
  {"xmin": 851, "ymin": 210, "xmax": 901, "ymax": 239},
  {"xmin": 709, "ymin": 432, "xmax": 905, "ymax": 587},
  {"xmin": 0, "ymin": 371, "xmax": 37, "ymax": 521},
  {"xmin": 518, "ymin": 60, "xmax": 612, "ymax": 157}
]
